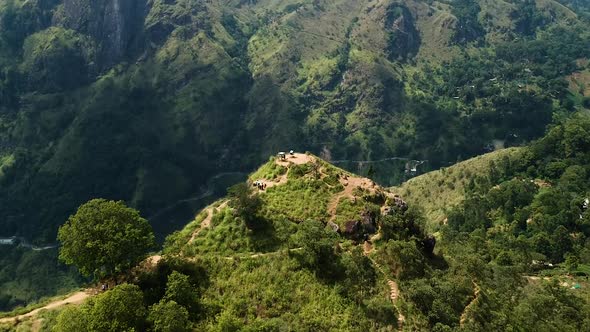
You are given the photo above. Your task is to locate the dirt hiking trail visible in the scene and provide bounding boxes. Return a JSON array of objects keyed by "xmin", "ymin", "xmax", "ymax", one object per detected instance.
[
  {"xmin": 365, "ymin": 252, "xmax": 406, "ymax": 331},
  {"xmin": 459, "ymin": 282, "xmax": 481, "ymax": 327},
  {"xmin": 0, "ymin": 291, "xmax": 89, "ymax": 325},
  {"xmin": 189, "ymin": 200, "xmax": 229, "ymax": 243},
  {"xmin": 0, "ymin": 254, "xmax": 163, "ymax": 328},
  {"xmin": 327, "ymin": 175, "xmax": 379, "ymax": 222}
]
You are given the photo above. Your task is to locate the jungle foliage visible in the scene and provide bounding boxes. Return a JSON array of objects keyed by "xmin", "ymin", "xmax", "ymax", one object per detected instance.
[
  {"xmin": 57, "ymin": 199, "xmax": 156, "ymax": 279},
  {"xmin": 3, "ymin": 113, "xmax": 590, "ymax": 331},
  {"xmin": 1, "ymin": 0, "xmax": 590, "ymax": 316}
]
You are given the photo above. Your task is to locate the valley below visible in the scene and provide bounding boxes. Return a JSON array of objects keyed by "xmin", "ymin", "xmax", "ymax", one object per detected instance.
[{"xmin": 1, "ymin": 0, "xmax": 590, "ymax": 330}]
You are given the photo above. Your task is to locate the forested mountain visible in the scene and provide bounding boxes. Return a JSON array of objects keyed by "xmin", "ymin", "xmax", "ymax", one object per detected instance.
[
  {"xmin": 3, "ymin": 113, "xmax": 589, "ymax": 331},
  {"xmin": 1, "ymin": 0, "xmax": 590, "ymax": 316},
  {"xmin": 1, "ymin": 0, "xmax": 589, "ymax": 242}
]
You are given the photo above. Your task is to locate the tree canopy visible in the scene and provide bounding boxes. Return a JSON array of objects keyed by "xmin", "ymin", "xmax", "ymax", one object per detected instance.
[
  {"xmin": 53, "ymin": 283, "xmax": 147, "ymax": 332},
  {"xmin": 57, "ymin": 198, "xmax": 156, "ymax": 279},
  {"xmin": 148, "ymin": 300, "xmax": 191, "ymax": 332}
]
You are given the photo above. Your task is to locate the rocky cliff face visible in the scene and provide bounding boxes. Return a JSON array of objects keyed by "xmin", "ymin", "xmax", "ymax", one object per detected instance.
[
  {"xmin": 385, "ymin": 3, "xmax": 420, "ymax": 61},
  {"xmin": 59, "ymin": 0, "xmax": 147, "ymax": 69}
]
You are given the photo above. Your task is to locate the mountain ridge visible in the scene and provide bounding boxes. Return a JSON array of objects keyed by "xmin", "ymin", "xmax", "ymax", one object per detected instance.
[
  {"xmin": 1, "ymin": 0, "xmax": 590, "ymax": 317},
  {"xmin": 1, "ymin": 112, "xmax": 590, "ymax": 330},
  {"xmin": 1, "ymin": 0, "xmax": 589, "ymax": 242}
]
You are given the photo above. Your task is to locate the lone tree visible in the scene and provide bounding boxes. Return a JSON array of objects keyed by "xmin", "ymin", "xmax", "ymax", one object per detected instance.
[
  {"xmin": 227, "ymin": 183, "xmax": 262, "ymax": 228},
  {"xmin": 57, "ymin": 198, "xmax": 156, "ymax": 279}
]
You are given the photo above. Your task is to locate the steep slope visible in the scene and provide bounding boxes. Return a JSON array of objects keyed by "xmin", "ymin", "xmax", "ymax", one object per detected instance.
[
  {"xmin": 392, "ymin": 147, "xmax": 524, "ymax": 228},
  {"xmin": 4, "ymin": 112, "xmax": 590, "ymax": 331},
  {"xmin": 165, "ymin": 152, "xmax": 400, "ymax": 255},
  {"xmin": 1, "ymin": 0, "xmax": 590, "ymax": 312},
  {"xmin": 0, "ymin": 0, "xmax": 589, "ymax": 244}
]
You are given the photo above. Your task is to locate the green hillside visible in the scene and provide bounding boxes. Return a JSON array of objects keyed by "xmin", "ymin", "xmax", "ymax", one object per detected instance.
[
  {"xmin": 392, "ymin": 147, "xmax": 525, "ymax": 229},
  {"xmin": 1, "ymin": 0, "xmax": 590, "ymax": 318},
  {"xmin": 1, "ymin": 0, "xmax": 589, "ymax": 244},
  {"xmin": 164, "ymin": 152, "xmax": 397, "ymax": 256},
  {"xmin": 2, "ymin": 113, "xmax": 590, "ymax": 330}
]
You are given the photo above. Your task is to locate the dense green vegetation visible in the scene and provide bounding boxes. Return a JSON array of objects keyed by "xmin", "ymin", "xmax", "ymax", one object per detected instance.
[
  {"xmin": 443, "ymin": 112, "xmax": 590, "ymax": 267},
  {"xmin": 57, "ymin": 199, "xmax": 156, "ymax": 279},
  {"xmin": 2, "ymin": 113, "xmax": 590, "ymax": 330},
  {"xmin": 394, "ymin": 147, "xmax": 525, "ymax": 227},
  {"xmin": 1, "ymin": 0, "xmax": 589, "ymax": 246},
  {"xmin": 1, "ymin": 0, "xmax": 590, "ymax": 318},
  {"xmin": 387, "ymin": 113, "xmax": 590, "ymax": 330},
  {"xmin": 0, "ymin": 248, "xmax": 81, "ymax": 312}
]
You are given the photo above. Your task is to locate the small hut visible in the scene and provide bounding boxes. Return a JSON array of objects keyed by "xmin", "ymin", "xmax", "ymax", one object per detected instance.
[{"xmin": 278, "ymin": 152, "xmax": 286, "ymax": 160}]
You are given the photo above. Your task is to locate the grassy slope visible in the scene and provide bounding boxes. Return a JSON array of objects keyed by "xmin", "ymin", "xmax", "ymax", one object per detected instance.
[
  {"xmin": 391, "ymin": 147, "xmax": 524, "ymax": 229},
  {"xmin": 2, "ymin": 0, "xmax": 586, "ymax": 242},
  {"xmin": 166, "ymin": 154, "xmax": 383, "ymax": 255},
  {"xmin": 1, "ymin": 0, "xmax": 589, "ymax": 314},
  {"xmin": 567, "ymin": 59, "xmax": 590, "ymax": 105},
  {"xmin": 162, "ymin": 155, "xmax": 398, "ymax": 330}
]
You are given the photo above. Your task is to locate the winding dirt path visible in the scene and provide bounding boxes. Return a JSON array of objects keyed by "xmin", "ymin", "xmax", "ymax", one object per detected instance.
[
  {"xmin": 459, "ymin": 282, "xmax": 481, "ymax": 327},
  {"xmin": 189, "ymin": 201, "xmax": 228, "ymax": 243},
  {"xmin": 326, "ymin": 176, "xmax": 378, "ymax": 222},
  {"xmin": 365, "ymin": 254, "xmax": 406, "ymax": 331},
  {"xmin": 255, "ymin": 173, "xmax": 288, "ymax": 191},
  {"xmin": 388, "ymin": 280, "xmax": 401, "ymax": 302},
  {"xmin": 0, "ymin": 291, "xmax": 90, "ymax": 325},
  {"xmin": 224, "ymin": 247, "xmax": 304, "ymax": 260},
  {"xmin": 0, "ymin": 253, "xmax": 163, "ymax": 328}
]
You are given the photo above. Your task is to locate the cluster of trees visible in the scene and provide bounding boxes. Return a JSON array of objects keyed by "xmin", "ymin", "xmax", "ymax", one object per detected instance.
[
  {"xmin": 53, "ymin": 198, "xmax": 202, "ymax": 331},
  {"xmin": 414, "ymin": 114, "xmax": 590, "ymax": 330},
  {"xmin": 57, "ymin": 199, "xmax": 156, "ymax": 279},
  {"xmin": 445, "ymin": 113, "xmax": 590, "ymax": 265},
  {"xmin": 511, "ymin": 0, "xmax": 550, "ymax": 36},
  {"xmin": 8, "ymin": 109, "xmax": 590, "ymax": 330},
  {"xmin": 53, "ymin": 271, "xmax": 199, "ymax": 332},
  {"xmin": 451, "ymin": 0, "xmax": 486, "ymax": 44}
]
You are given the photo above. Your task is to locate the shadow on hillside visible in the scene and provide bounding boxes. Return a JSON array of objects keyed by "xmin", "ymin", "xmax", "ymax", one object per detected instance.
[
  {"xmin": 136, "ymin": 256, "xmax": 210, "ymax": 311},
  {"xmin": 246, "ymin": 216, "xmax": 282, "ymax": 253}
]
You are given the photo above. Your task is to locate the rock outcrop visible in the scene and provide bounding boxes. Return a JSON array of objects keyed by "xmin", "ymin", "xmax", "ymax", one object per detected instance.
[
  {"xmin": 57, "ymin": 0, "xmax": 147, "ymax": 69},
  {"xmin": 385, "ymin": 4, "xmax": 420, "ymax": 61}
]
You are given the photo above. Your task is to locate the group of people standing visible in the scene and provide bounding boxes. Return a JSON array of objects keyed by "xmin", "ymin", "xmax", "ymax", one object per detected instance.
[{"xmin": 253, "ymin": 181, "xmax": 267, "ymax": 190}]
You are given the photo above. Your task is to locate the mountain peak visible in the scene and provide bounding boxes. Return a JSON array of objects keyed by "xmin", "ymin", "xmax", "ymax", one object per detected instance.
[{"xmin": 166, "ymin": 151, "xmax": 409, "ymax": 257}]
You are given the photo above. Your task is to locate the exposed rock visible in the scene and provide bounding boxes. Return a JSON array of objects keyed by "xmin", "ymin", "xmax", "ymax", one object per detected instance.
[
  {"xmin": 385, "ymin": 4, "xmax": 420, "ymax": 61},
  {"xmin": 341, "ymin": 220, "xmax": 361, "ymax": 240},
  {"xmin": 360, "ymin": 209, "xmax": 377, "ymax": 234},
  {"xmin": 341, "ymin": 209, "xmax": 378, "ymax": 241},
  {"xmin": 58, "ymin": 0, "xmax": 148, "ymax": 69},
  {"xmin": 327, "ymin": 221, "xmax": 340, "ymax": 233},
  {"xmin": 382, "ymin": 195, "xmax": 408, "ymax": 216},
  {"xmin": 421, "ymin": 235, "xmax": 436, "ymax": 255}
]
